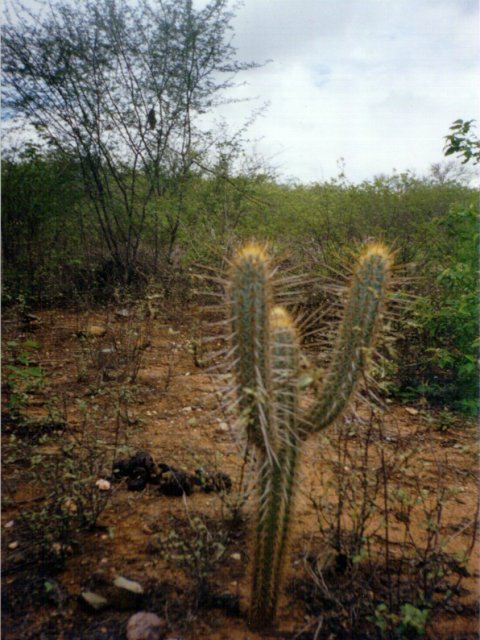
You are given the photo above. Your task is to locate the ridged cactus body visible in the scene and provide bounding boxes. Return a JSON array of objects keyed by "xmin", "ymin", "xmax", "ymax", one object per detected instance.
[{"xmin": 227, "ymin": 241, "xmax": 392, "ymax": 627}]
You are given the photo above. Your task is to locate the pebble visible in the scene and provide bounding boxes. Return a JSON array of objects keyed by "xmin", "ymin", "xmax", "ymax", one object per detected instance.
[
  {"xmin": 126, "ymin": 612, "xmax": 164, "ymax": 640},
  {"xmin": 95, "ymin": 479, "xmax": 111, "ymax": 491},
  {"xmin": 112, "ymin": 576, "xmax": 144, "ymax": 610},
  {"xmin": 8, "ymin": 541, "xmax": 19, "ymax": 550},
  {"xmin": 80, "ymin": 590, "xmax": 108, "ymax": 611},
  {"xmin": 230, "ymin": 553, "xmax": 241, "ymax": 561}
]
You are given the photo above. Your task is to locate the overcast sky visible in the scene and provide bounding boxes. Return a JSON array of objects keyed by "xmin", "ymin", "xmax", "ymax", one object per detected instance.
[
  {"xmin": 203, "ymin": 0, "xmax": 479, "ymax": 183},
  {"xmin": 4, "ymin": 0, "xmax": 478, "ymax": 184}
]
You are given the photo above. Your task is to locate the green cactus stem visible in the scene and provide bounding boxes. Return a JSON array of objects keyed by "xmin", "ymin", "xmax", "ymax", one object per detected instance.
[
  {"xmin": 226, "ymin": 241, "xmax": 393, "ymax": 628},
  {"xmin": 306, "ymin": 242, "xmax": 392, "ymax": 433}
]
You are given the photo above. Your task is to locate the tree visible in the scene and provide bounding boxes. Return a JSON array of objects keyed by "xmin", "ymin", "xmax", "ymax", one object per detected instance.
[
  {"xmin": 2, "ymin": 0, "xmax": 257, "ymax": 283},
  {"xmin": 444, "ymin": 119, "xmax": 480, "ymax": 165}
]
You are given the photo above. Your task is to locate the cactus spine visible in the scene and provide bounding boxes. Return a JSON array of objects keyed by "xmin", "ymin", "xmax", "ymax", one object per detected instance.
[{"xmin": 227, "ymin": 241, "xmax": 392, "ymax": 627}]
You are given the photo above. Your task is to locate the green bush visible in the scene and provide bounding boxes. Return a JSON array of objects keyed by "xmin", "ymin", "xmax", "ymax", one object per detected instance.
[{"xmin": 399, "ymin": 206, "xmax": 478, "ymax": 414}]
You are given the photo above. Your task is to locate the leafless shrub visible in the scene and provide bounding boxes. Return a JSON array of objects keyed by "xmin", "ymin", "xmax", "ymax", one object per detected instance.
[
  {"xmin": 300, "ymin": 408, "xmax": 479, "ymax": 638},
  {"xmin": 75, "ymin": 301, "xmax": 154, "ymax": 384}
]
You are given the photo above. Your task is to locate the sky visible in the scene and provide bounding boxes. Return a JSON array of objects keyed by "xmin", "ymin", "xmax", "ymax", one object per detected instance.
[
  {"xmin": 3, "ymin": 0, "xmax": 478, "ymax": 184},
  {"xmin": 200, "ymin": 0, "xmax": 479, "ymax": 183}
]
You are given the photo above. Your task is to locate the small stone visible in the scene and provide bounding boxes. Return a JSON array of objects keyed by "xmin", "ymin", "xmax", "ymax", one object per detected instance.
[
  {"xmin": 405, "ymin": 406, "xmax": 419, "ymax": 415},
  {"xmin": 114, "ymin": 576, "xmax": 144, "ymax": 593},
  {"xmin": 8, "ymin": 541, "xmax": 19, "ymax": 550},
  {"xmin": 63, "ymin": 497, "xmax": 78, "ymax": 513},
  {"xmin": 96, "ymin": 479, "xmax": 111, "ymax": 491},
  {"xmin": 112, "ymin": 576, "xmax": 144, "ymax": 610},
  {"xmin": 126, "ymin": 612, "xmax": 164, "ymax": 640},
  {"xmin": 81, "ymin": 590, "xmax": 109, "ymax": 611},
  {"xmin": 87, "ymin": 325, "xmax": 107, "ymax": 337},
  {"xmin": 230, "ymin": 553, "xmax": 241, "ymax": 562},
  {"xmin": 217, "ymin": 421, "xmax": 229, "ymax": 433},
  {"xmin": 5, "ymin": 520, "xmax": 14, "ymax": 529}
]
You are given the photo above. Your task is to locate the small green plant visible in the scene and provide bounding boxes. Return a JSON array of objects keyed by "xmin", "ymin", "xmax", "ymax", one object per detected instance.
[
  {"xmin": 373, "ymin": 602, "xmax": 429, "ymax": 638},
  {"xmin": 224, "ymin": 240, "xmax": 393, "ymax": 626},
  {"xmin": 4, "ymin": 398, "xmax": 120, "ymax": 570},
  {"xmin": 151, "ymin": 514, "xmax": 228, "ymax": 605},
  {"xmin": 5, "ymin": 339, "xmax": 45, "ymax": 420}
]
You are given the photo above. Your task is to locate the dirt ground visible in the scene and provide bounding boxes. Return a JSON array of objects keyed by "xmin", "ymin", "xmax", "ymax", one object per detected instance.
[{"xmin": 2, "ymin": 306, "xmax": 479, "ymax": 639}]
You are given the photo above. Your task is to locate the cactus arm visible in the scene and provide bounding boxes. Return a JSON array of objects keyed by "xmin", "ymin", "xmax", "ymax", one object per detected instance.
[
  {"xmin": 249, "ymin": 307, "xmax": 302, "ymax": 625},
  {"xmin": 306, "ymin": 244, "xmax": 392, "ymax": 432},
  {"xmin": 228, "ymin": 243, "xmax": 278, "ymax": 460},
  {"xmin": 269, "ymin": 308, "xmax": 302, "ymax": 620}
]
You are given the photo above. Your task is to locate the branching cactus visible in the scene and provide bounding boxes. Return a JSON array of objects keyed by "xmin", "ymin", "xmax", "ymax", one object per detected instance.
[{"xmin": 227, "ymin": 241, "xmax": 393, "ymax": 627}]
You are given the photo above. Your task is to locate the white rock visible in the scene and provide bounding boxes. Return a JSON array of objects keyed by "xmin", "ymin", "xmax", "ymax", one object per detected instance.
[
  {"xmin": 114, "ymin": 576, "xmax": 144, "ymax": 594},
  {"xmin": 95, "ymin": 479, "xmax": 111, "ymax": 491},
  {"xmin": 81, "ymin": 590, "xmax": 108, "ymax": 611}
]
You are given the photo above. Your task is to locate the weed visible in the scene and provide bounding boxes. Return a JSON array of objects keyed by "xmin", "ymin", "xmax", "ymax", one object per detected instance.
[
  {"xmin": 301, "ymin": 409, "xmax": 479, "ymax": 638},
  {"xmin": 150, "ymin": 513, "xmax": 228, "ymax": 607},
  {"xmin": 4, "ymin": 338, "xmax": 45, "ymax": 421}
]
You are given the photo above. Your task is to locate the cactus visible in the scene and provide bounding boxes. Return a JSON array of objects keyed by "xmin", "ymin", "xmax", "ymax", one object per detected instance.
[{"xmin": 227, "ymin": 241, "xmax": 393, "ymax": 627}]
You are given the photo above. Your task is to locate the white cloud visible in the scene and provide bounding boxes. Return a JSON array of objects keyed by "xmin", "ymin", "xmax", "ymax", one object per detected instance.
[
  {"xmin": 5, "ymin": 0, "xmax": 479, "ymax": 183},
  {"xmin": 209, "ymin": 0, "xmax": 479, "ymax": 183}
]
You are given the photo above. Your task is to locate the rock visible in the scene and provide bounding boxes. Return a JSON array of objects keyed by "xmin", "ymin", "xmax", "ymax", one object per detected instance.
[
  {"xmin": 126, "ymin": 612, "xmax": 164, "ymax": 640},
  {"xmin": 216, "ymin": 421, "xmax": 229, "ymax": 434},
  {"xmin": 405, "ymin": 406, "xmax": 419, "ymax": 416},
  {"xmin": 112, "ymin": 576, "xmax": 144, "ymax": 610},
  {"xmin": 8, "ymin": 541, "xmax": 19, "ymax": 550},
  {"xmin": 87, "ymin": 325, "xmax": 107, "ymax": 338},
  {"xmin": 23, "ymin": 312, "xmax": 41, "ymax": 323},
  {"xmin": 62, "ymin": 497, "xmax": 78, "ymax": 513},
  {"xmin": 80, "ymin": 590, "xmax": 109, "ymax": 611},
  {"xmin": 230, "ymin": 553, "xmax": 241, "ymax": 562},
  {"xmin": 95, "ymin": 479, "xmax": 111, "ymax": 491},
  {"xmin": 115, "ymin": 308, "xmax": 131, "ymax": 319}
]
